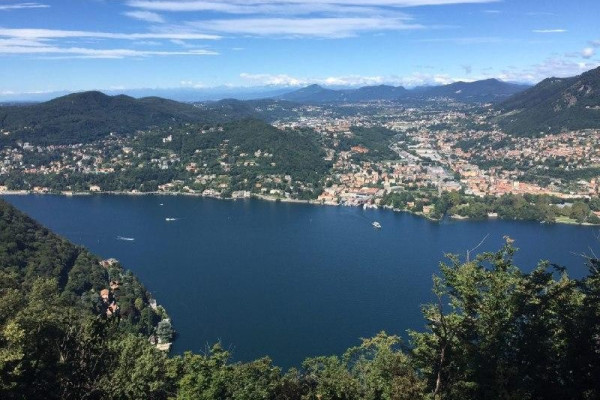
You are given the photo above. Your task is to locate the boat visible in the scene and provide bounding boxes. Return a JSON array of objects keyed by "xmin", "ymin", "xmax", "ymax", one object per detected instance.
[
  {"xmin": 372, "ymin": 221, "xmax": 382, "ymax": 229},
  {"xmin": 165, "ymin": 217, "xmax": 177, "ymax": 221},
  {"xmin": 116, "ymin": 236, "xmax": 135, "ymax": 241}
]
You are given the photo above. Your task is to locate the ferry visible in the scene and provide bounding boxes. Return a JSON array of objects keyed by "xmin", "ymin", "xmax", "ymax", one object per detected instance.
[{"xmin": 372, "ymin": 221, "xmax": 382, "ymax": 229}]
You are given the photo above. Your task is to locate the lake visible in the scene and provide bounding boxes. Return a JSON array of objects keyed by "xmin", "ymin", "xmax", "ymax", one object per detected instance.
[{"xmin": 3, "ymin": 194, "xmax": 599, "ymax": 368}]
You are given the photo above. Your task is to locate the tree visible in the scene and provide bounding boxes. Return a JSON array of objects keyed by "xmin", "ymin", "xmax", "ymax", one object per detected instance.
[
  {"xmin": 175, "ymin": 344, "xmax": 230, "ymax": 399},
  {"xmin": 570, "ymin": 201, "xmax": 590, "ymax": 223},
  {"xmin": 156, "ymin": 320, "xmax": 174, "ymax": 343},
  {"xmin": 103, "ymin": 335, "xmax": 175, "ymax": 400},
  {"xmin": 410, "ymin": 239, "xmax": 594, "ymax": 400},
  {"xmin": 343, "ymin": 332, "xmax": 425, "ymax": 400}
]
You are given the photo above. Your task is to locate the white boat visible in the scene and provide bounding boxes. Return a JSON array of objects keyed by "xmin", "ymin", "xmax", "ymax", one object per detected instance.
[
  {"xmin": 372, "ymin": 221, "xmax": 382, "ymax": 229},
  {"xmin": 165, "ymin": 217, "xmax": 177, "ymax": 221},
  {"xmin": 116, "ymin": 236, "xmax": 135, "ymax": 241}
]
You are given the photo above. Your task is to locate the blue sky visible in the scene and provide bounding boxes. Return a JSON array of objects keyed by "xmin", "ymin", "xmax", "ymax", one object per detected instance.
[{"xmin": 0, "ymin": 0, "xmax": 599, "ymax": 95}]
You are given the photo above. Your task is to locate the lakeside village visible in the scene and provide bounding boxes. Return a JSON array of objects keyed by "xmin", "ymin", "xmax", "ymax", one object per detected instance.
[
  {"xmin": 97, "ymin": 257, "xmax": 174, "ymax": 352},
  {"xmin": 1, "ymin": 101, "xmax": 600, "ymax": 224}
]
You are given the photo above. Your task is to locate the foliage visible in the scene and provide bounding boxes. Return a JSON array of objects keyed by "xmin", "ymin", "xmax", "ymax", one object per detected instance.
[
  {"xmin": 383, "ymin": 190, "xmax": 598, "ymax": 225},
  {"xmin": 0, "ymin": 199, "xmax": 166, "ymax": 398},
  {"xmin": 338, "ymin": 126, "xmax": 397, "ymax": 162},
  {"xmin": 411, "ymin": 240, "xmax": 600, "ymax": 399}
]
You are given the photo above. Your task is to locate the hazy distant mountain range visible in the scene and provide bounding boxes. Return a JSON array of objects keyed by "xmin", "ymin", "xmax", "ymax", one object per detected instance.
[
  {"xmin": 497, "ymin": 66, "xmax": 600, "ymax": 135},
  {"xmin": 1, "ymin": 79, "xmax": 530, "ymax": 104},
  {"xmin": 277, "ymin": 79, "xmax": 531, "ymax": 103},
  {"xmin": 0, "ymin": 86, "xmax": 293, "ymax": 103},
  {"xmin": 276, "ymin": 84, "xmax": 409, "ymax": 103}
]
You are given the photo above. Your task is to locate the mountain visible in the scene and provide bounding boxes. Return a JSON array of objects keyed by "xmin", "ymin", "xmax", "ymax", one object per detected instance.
[
  {"xmin": 0, "ymin": 91, "xmax": 257, "ymax": 145},
  {"xmin": 416, "ymin": 79, "xmax": 530, "ymax": 102},
  {"xmin": 278, "ymin": 84, "xmax": 408, "ymax": 102},
  {"xmin": 347, "ymin": 85, "xmax": 408, "ymax": 101},
  {"xmin": 497, "ymin": 66, "xmax": 600, "ymax": 135},
  {"xmin": 277, "ymin": 84, "xmax": 343, "ymax": 102},
  {"xmin": 277, "ymin": 79, "xmax": 528, "ymax": 103}
]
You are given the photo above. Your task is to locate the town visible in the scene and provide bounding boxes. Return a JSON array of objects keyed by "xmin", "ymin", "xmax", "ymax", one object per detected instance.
[{"xmin": 1, "ymin": 100, "xmax": 599, "ymax": 224}]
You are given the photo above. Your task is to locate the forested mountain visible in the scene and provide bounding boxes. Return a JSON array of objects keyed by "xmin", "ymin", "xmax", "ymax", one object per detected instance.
[
  {"xmin": 1, "ymin": 200, "xmax": 599, "ymax": 399},
  {"xmin": 0, "ymin": 91, "xmax": 331, "ymax": 199},
  {"xmin": 277, "ymin": 79, "xmax": 528, "ymax": 103},
  {"xmin": 498, "ymin": 66, "xmax": 600, "ymax": 135},
  {"xmin": 415, "ymin": 78, "xmax": 529, "ymax": 102},
  {"xmin": 278, "ymin": 84, "xmax": 344, "ymax": 102},
  {"xmin": 199, "ymin": 98, "xmax": 301, "ymax": 122},
  {"xmin": 0, "ymin": 91, "xmax": 254, "ymax": 146},
  {"xmin": 278, "ymin": 84, "xmax": 409, "ymax": 103},
  {"xmin": 0, "ymin": 199, "xmax": 171, "ymax": 399},
  {"xmin": 278, "ymin": 84, "xmax": 409, "ymax": 102}
]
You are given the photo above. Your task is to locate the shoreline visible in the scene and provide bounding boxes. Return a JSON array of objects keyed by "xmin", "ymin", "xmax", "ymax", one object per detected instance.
[{"xmin": 1, "ymin": 189, "xmax": 599, "ymax": 227}]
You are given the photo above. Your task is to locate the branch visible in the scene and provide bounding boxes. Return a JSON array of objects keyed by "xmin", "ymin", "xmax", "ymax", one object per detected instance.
[{"xmin": 466, "ymin": 233, "xmax": 489, "ymax": 262}]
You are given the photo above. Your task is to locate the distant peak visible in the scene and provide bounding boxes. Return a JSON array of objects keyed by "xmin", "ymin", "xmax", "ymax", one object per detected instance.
[
  {"xmin": 47, "ymin": 90, "xmax": 111, "ymax": 104},
  {"xmin": 72, "ymin": 90, "xmax": 109, "ymax": 97}
]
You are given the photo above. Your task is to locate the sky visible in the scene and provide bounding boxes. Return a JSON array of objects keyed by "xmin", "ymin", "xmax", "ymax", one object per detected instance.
[{"xmin": 0, "ymin": 0, "xmax": 599, "ymax": 96}]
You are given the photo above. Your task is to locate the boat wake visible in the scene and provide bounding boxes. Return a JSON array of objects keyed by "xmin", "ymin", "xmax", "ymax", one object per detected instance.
[{"xmin": 116, "ymin": 236, "xmax": 135, "ymax": 241}]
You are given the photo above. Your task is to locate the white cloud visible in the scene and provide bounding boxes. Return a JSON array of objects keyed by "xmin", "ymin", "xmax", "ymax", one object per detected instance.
[
  {"xmin": 187, "ymin": 17, "xmax": 422, "ymax": 38},
  {"xmin": 0, "ymin": 28, "xmax": 220, "ymax": 41},
  {"xmin": 0, "ymin": 43, "xmax": 218, "ymax": 58},
  {"xmin": 0, "ymin": 28, "xmax": 220, "ymax": 60},
  {"xmin": 496, "ymin": 58, "xmax": 599, "ymax": 83},
  {"xmin": 180, "ymin": 80, "xmax": 208, "ymax": 88},
  {"xmin": 135, "ymin": 40, "xmax": 163, "ymax": 46},
  {"xmin": 532, "ymin": 29, "xmax": 567, "ymax": 34},
  {"xmin": 239, "ymin": 57, "xmax": 600, "ymax": 90},
  {"xmin": 240, "ymin": 73, "xmax": 306, "ymax": 86},
  {"xmin": 239, "ymin": 72, "xmax": 459, "ymax": 87},
  {"xmin": 581, "ymin": 47, "xmax": 595, "ymax": 59},
  {"xmin": 129, "ymin": 2, "xmax": 396, "ymax": 16},
  {"xmin": 0, "ymin": 2, "xmax": 48, "ymax": 10},
  {"xmin": 128, "ymin": 0, "xmax": 499, "ymax": 13},
  {"xmin": 125, "ymin": 0, "xmax": 499, "ymax": 39},
  {"xmin": 123, "ymin": 10, "xmax": 165, "ymax": 23},
  {"xmin": 398, "ymin": 72, "xmax": 456, "ymax": 86}
]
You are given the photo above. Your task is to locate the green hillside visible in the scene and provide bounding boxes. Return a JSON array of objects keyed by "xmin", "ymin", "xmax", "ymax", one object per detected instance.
[
  {"xmin": 417, "ymin": 79, "xmax": 529, "ymax": 102},
  {"xmin": 0, "ymin": 199, "xmax": 170, "ymax": 399},
  {"xmin": 0, "ymin": 91, "xmax": 241, "ymax": 146},
  {"xmin": 498, "ymin": 66, "xmax": 600, "ymax": 135},
  {"xmin": 134, "ymin": 118, "xmax": 330, "ymax": 184}
]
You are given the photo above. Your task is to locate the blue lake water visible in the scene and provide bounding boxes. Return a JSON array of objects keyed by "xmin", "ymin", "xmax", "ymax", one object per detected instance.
[{"xmin": 3, "ymin": 194, "xmax": 599, "ymax": 368}]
